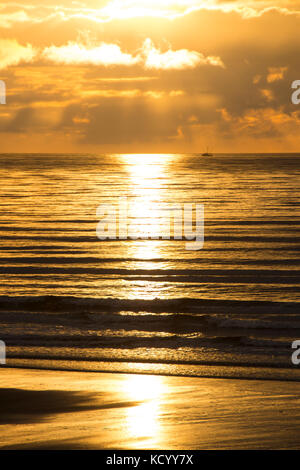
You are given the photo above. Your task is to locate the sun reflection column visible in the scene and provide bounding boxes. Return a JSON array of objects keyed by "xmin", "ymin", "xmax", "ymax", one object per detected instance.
[
  {"xmin": 121, "ymin": 152, "xmax": 175, "ymax": 256},
  {"xmin": 121, "ymin": 153, "xmax": 174, "ymax": 235},
  {"xmin": 117, "ymin": 154, "xmax": 176, "ymax": 299}
]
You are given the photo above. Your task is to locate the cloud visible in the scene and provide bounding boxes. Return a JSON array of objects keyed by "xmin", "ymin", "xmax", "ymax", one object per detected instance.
[
  {"xmin": 0, "ymin": 39, "xmax": 36, "ymax": 69},
  {"xmin": 141, "ymin": 38, "xmax": 224, "ymax": 69},
  {"xmin": 42, "ymin": 41, "xmax": 139, "ymax": 66},
  {"xmin": 1, "ymin": 1, "xmax": 300, "ymax": 31},
  {"xmin": 267, "ymin": 66, "xmax": 287, "ymax": 82},
  {"xmin": 0, "ymin": 10, "xmax": 30, "ymax": 28},
  {"xmin": 41, "ymin": 38, "xmax": 224, "ymax": 70},
  {"xmin": 218, "ymin": 106, "xmax": 300, "ymax": 140}
]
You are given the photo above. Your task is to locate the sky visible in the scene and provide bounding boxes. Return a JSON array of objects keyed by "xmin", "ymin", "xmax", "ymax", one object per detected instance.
[{"xmin": 0, "ymin": 0, "xmax": 300, "ymax": 153}]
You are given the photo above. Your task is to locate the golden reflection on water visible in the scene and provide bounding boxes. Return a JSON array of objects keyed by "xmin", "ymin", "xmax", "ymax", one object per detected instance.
[
  {"xmin": 122, "ymin": 154, "xmax": 174, "ymax": 240},
  {"xmin": 127, "ymin": 239, "xmax": 163, "ymax": 263},
  {"xmin": 120, "ymin": 154, "xmax": 177, "ymax": 299},
  {"xmin": 121, "ymin": 153, "xmax": 174, "ymax": 191},
  {"xmin": 121, "ymin": 374, "xmax": 166, "ymax": 448}
]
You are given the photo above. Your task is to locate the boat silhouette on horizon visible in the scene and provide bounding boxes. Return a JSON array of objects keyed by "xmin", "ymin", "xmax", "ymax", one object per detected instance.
[{"xmin": 201, "ymin": 147, "xmax": 213, "ymax": 156}]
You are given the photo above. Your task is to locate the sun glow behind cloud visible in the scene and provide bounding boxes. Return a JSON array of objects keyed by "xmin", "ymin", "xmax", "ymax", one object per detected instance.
[
  {"xmin": 0, "ymin": 1, "xmax": 300, "ymax": 29},
  {"xmin": 71, "ymin": 0, "xmax": 300, "ymax": 21},
  {"xmin": 98, "ymin": 0, "xmax": 211, "ymax": 20},
  {"xmin": 52, "ymin": 0, "xmax": 300, "ymax": 22}
]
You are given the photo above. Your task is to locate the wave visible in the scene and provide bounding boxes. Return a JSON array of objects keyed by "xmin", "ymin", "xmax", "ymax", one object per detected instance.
[
  {"xmin": 0, "ymin": 332, "xmax": 248, "ymax": 349},
  {"xmin": 0, "ymin": 295, "xmax": 298, "ymax": 315},
  {"xmin": 1, "ymin": 296, "xmax": 299, "ymax": 375},
  {"xmin": 0, "ymin": 267, "xmax": 299, "ymax": 287},
  {"xmin": 6, "ymin": 352, "xmax": 292, "ymax": 371},
  {"xmin": 241, "ymin": 337, "xmax": 294, "ymax": 348},
  {"xmin": 206, "ymin": 314, "xmax": 300, "ymax": 329}
]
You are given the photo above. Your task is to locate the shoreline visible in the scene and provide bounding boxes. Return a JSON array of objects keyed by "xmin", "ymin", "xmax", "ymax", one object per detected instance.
[
  {"xmin": 4, "ymin": 358, "xmax": 300, "ymax": 383},
  {"xmin": 1, "ymin": 367, "xmax": 300, "ymax": 449}
]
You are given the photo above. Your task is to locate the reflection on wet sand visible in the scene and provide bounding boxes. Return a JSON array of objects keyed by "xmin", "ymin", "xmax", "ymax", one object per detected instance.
[
  {"xmin": 122, "ymin": 375, "xmax": 166, "ymax": 448},
  {"xmin": 2, "ymin": 368, "xmax": 300, "ymax": 450}
]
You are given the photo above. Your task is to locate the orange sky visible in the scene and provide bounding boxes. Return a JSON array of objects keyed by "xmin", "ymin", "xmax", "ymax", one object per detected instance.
[{"xmin": 0, "ymin": 0, "xmax": 300, "ymax": 152}]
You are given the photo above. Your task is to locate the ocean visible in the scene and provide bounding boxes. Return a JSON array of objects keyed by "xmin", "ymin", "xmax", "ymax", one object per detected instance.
[{"xmin": 0, "ymin": 153, "xmax": 299, "ymax": 380}]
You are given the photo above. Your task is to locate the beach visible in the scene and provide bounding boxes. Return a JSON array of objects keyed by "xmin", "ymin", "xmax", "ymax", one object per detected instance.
[
  {"xmin": 0, "ymin": 153, "xmax": 299, "ymax": 450},
  {"xmin": 1, "ymin": 367, "xmax": 300, "ymax": 450}
]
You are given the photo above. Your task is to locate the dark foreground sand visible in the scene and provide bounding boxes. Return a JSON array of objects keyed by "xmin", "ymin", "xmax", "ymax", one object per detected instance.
[{"xmin": 1, "ymin": 368, "xmax": 300, "ymax": 449}]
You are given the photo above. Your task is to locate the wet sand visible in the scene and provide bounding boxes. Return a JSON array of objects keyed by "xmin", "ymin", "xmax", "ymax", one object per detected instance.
[{"xmin": 1, "ymin": 367, "xmax": 300, "ymax": 449}]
